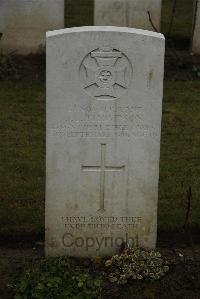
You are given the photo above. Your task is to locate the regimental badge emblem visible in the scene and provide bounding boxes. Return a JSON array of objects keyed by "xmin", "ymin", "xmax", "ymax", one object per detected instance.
[{"xmin": 79, "ymin": 46, "xmax": 133, "ymax": 100}]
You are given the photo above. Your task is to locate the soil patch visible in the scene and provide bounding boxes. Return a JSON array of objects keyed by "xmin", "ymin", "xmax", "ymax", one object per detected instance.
[{"xmin": 0, "ymin": 245, "xmax": 199, "ymax": 299}]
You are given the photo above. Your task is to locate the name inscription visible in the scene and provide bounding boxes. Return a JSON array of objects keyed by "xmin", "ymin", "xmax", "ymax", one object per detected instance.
[{"xmin": 51, "ymin": 103, "xmax": 159, "ymax": 138}]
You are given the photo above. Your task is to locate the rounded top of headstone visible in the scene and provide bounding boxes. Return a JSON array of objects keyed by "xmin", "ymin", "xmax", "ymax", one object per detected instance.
[{"xmin": 46, "ymin": 26, "xmax": 165, "ymax": 40}]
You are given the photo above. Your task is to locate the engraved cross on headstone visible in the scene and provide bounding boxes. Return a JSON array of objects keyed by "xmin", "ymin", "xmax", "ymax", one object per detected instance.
[{"xmin": 82, "ymin": 144, "xmax": 125, "ymax": 211}]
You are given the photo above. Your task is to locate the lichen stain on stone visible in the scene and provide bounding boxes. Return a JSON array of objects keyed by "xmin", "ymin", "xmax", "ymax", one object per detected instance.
[{"xmin": 147, "ymin": 69, "xmax": 154, "ymax": 88}]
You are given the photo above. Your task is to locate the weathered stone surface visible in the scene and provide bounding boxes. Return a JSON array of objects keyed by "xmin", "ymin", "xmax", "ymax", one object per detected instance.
[
  {"xmin": 46, "ymin": 27, "xmax": 165, "ymax": 257},
  {"xmin": 192, "ymin": 0, "xmax": 200, "ymax": 54},
  {"xmin": 94, "ymin": 0, "xmax": 162, "ymax": 31},
  {"xmin": 0, "ymin": 0, "xmax": 64, "ymax": 54}
]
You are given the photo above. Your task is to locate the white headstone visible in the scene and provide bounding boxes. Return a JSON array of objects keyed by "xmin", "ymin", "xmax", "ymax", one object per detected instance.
[
  {"xmin": 0, "ymin": 0, "xmax": 64, "ymax": 55},
  {"xmin": 192, "ymin": 0, "xmax": 200, "ymax": 54},
  {"xmin": 46, "ymin": 27, "xmax": 165, "ymax": 257},
  {"xmin": 94, "ymin": 0, "xmax": 162, "ymax": 31}
]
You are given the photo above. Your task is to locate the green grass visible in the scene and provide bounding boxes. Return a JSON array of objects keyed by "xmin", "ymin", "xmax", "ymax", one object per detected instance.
[
  {"xmin": 0, "ymin": 82, "xmax": 45, "ymax": 235},
  {"xmin": 159, "ymin": 80, "xmax": 200, "ymax": 230},
  {"xmin": 0, "ymin": 79, "xmax": 200, "ymax": 236}
]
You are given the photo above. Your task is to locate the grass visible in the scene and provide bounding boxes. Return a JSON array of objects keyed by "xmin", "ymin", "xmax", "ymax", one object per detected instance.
[
  {"xmin": 159, "ymin": 80, "xmax": 200, "ymax": 230},
  {"xmin": 0, "ymin": 82, "xmax": 45, "ymax": 236},
  {"xmin": 0, "ymin": 79, "xmax": 200, "ymax": 236}
]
